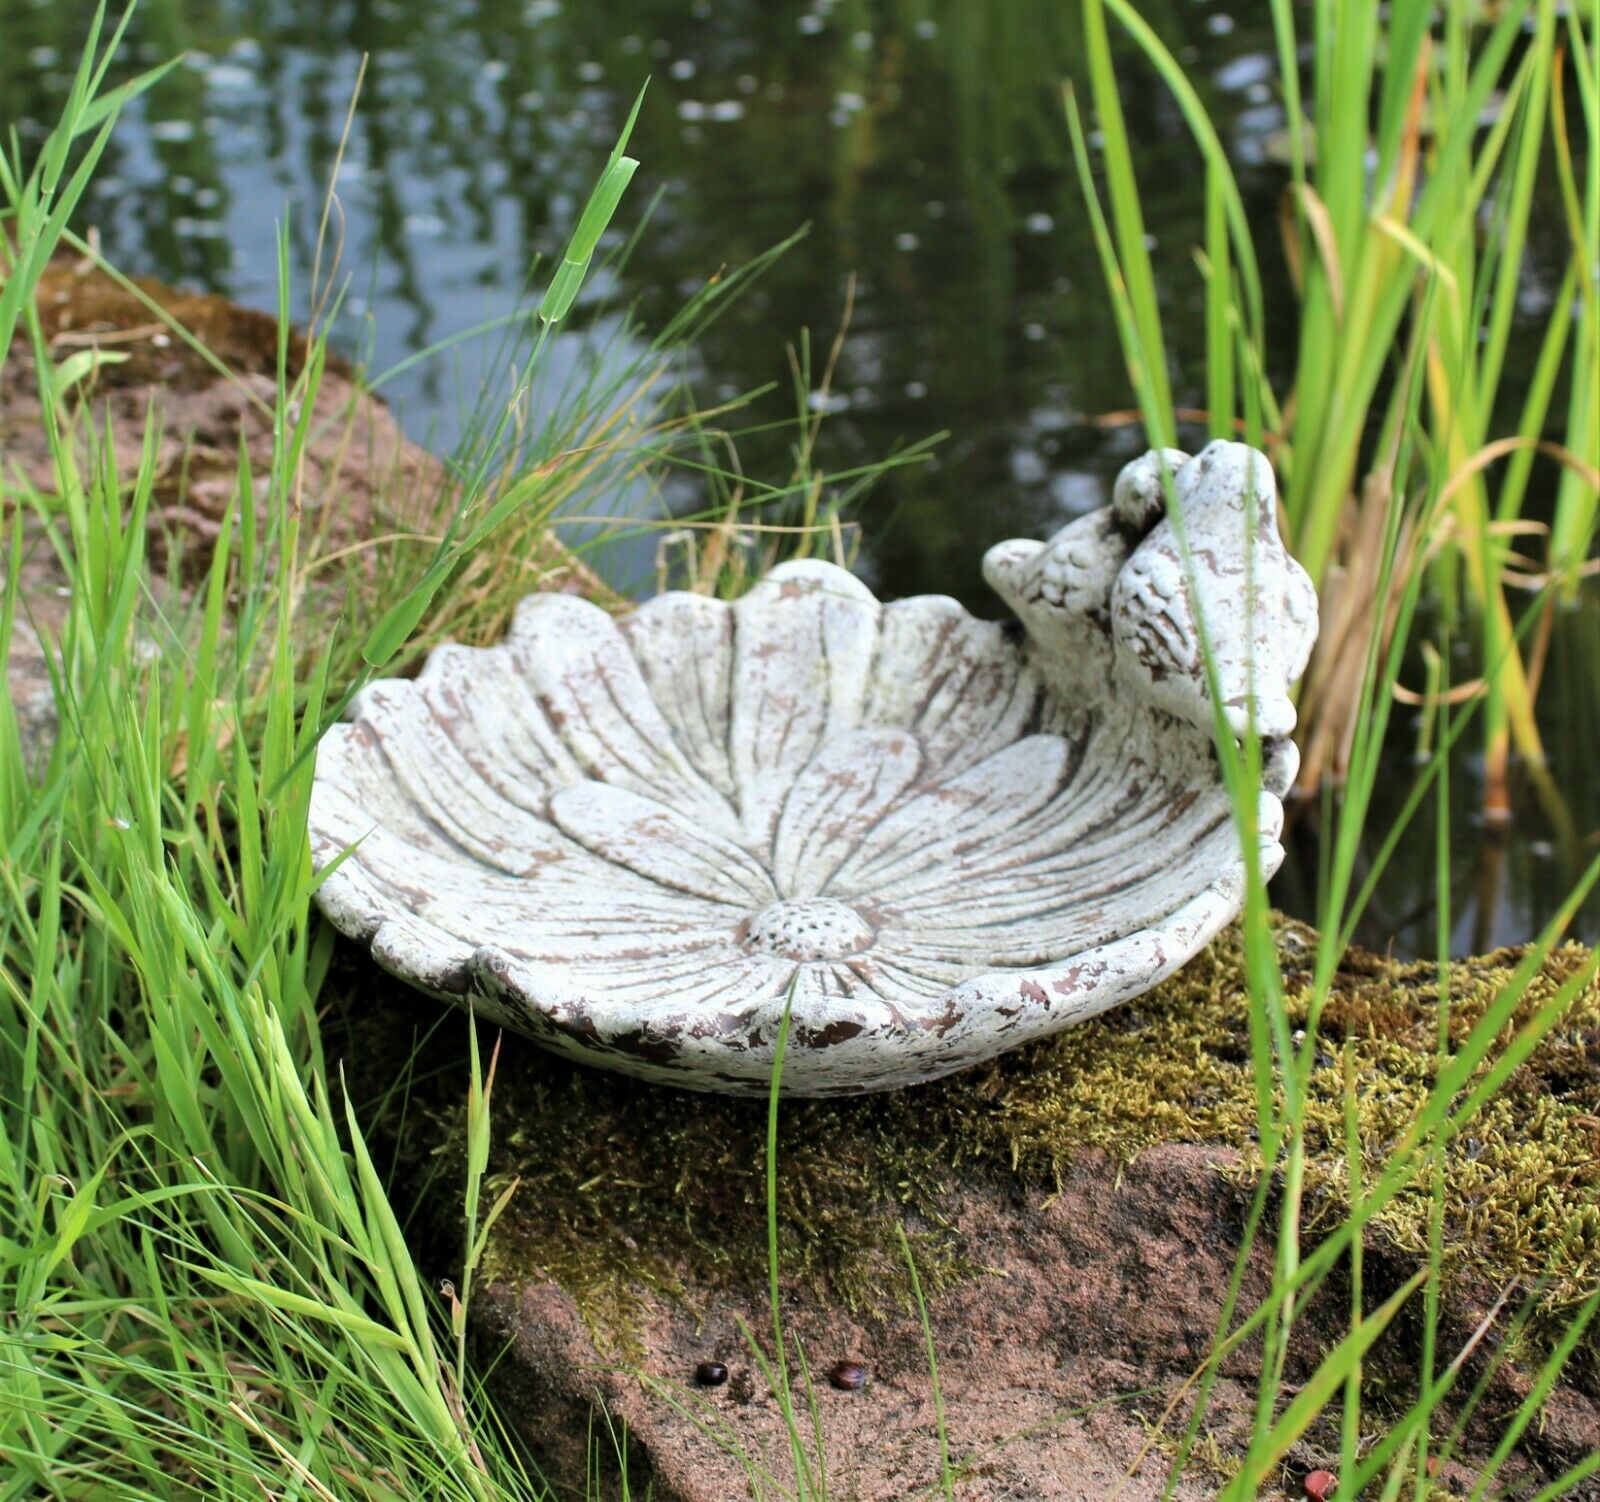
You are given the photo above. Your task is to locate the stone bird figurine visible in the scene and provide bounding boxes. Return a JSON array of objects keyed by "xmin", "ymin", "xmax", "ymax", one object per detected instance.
[{"xmin": 983, "ymin": 441, "xmax": 1318, "ymax": 741}]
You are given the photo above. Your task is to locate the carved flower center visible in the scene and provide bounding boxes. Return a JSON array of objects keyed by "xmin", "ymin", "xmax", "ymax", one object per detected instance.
[{"xmin": 743, "ymin": 898, "xmax": 876, "ymax": 962}]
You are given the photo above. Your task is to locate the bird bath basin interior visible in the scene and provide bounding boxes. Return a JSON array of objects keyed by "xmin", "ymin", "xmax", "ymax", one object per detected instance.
[{"xmin": 310, "ymin": 442, "xmax": 1318, "ymax": 1095}]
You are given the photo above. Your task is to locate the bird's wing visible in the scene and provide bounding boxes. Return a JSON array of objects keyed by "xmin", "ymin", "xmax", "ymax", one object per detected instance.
[{"xmin": 1112, "ymin": 543, "xmax": 1201, "ymax": 688}]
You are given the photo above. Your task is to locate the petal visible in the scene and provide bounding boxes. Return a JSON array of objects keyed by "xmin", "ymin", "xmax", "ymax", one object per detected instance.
[
  {"xmin": 620, "ymin": 592, "xmax": 737, "ymax": 798},
  {"xmin": 829, "ymin": 734, "xmax": 1073, "ymax": 898},
  {"xmin": 313, "ymin": 723, "xmax": 488, "ymax": 871},
  {"xmin": 469, "ymin": 943, "xmax": 801, "ymax": 1040},
  {"xmin": 526, "ymin": 944, "xmax": 794, "ymax": 1012},
  {"xmin": 412, "ymin": 642, "xmax": 584, "ymax": 809},
  {"xmin": 771, "ymin": 729, "xmax": 923, "ymax": 898},
  {"xmin": 394, "ymin": 843, "xmax": 739, "ymax": 962},
  {"xmin": 837, "ymin": 950, "xmax": 957, "ymax": 1003},
  {"xmin": 875, "ymin": 925, "xmax": 1101, "ymax": 972},
  {"xmin": 343, "ymin": 680, "xmax": 581, "ymax": 875},
  {"xmin": 864, "ymin": 597, "xmax": 1042, "ymax": 778},
  {"xmin": 884, "ymin": 776, "xmax": 1232, "ymax": 924},
  {"xmin": 314, "ymin": 733, "xmax": 754, "ymax": 937},
  {"xmin": 733, "ymin": 958, "xmax": 912, "ymax": 1036},
  {"xmin": 857, "ymin": 713, "xmax": 1172, "ymax": 910},
  {"xmin": 549, "ymin": 781, "xmax": 777, "ymax": 907},
  {"xmin": 444, "ymin": 900, "xmax": 736, "ymax": 966},
  {"xmin": 370, "ymin": 913, "xmax": 475, "ymax": 995},
  {"xmin": 312, "ymin": 809, "xmax": 717, "ymax": 1008},
  {"xmin": 869, "ymin": 812, "xmax": 1241, "ymax": 982},
  {"xmin": 786, "ymin": 959, "xmax": 867, "ymax": 1019},
  {"xmin": 510, "ymin": 593, "xmax": 741, "ymax": 842},
  {"xmin": 728, "ymin": 560, "xmax": 881, "ymax": 847},
  {"xmin": 879, "ymin": 793, "xmax": 1237, "ymax": 956}
]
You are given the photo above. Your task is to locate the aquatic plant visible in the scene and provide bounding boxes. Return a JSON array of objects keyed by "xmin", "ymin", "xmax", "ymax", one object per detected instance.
[
  {"xmin": 1063, "ymin": 2, "xmax": 1600, "ymax": 1494},
  {"xmin": 1071, "ymin": 0, "xmax": 1599, "ymax": 815}
]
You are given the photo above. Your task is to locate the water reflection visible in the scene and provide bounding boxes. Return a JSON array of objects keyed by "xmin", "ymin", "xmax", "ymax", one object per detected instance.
[
  {"xmin": 5, "ymin": 0, "xmax": 1302, "ymax": 596},
  {"xmin": 2, "ymin": 0, "xmax": 1593, "ymax": 952}
]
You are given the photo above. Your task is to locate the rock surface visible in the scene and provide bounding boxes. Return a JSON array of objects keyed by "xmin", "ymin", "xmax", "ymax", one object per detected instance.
[
  {"xmin": 476, "ymin": 1145, "xmax": 1248, "ymax": 1501},
  {"xmin": 5, "ymin": 617, "xmax": 57, "ymax": 773},
  {"xmin": 336, "ymin": 923, "xmax": 1600, "ymax": 1501},
  {"xmin": 468, "ymin": 1145, "xmax": 1599, "ymax": 1502}
]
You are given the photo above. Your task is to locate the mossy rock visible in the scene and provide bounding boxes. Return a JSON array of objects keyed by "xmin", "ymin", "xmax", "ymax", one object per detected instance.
[{"xmin": 340, "ymin": 916, "xmax": 1600, "ymax": 1387}]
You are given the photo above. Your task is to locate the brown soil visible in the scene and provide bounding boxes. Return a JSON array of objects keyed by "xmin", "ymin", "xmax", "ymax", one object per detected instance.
[
  {"xmin": 28, "ymin": 258, "xmax": 332, "ymax": 390},
  {"xmin": 2, "ymin": 258, "xmax": 429, "ymax": 765},
  {"xmin": 2, "ymin": 257, "xmax": 598, "ymax": 765},
  {"xmin": 3, "ymin": 257, "xmax": 439, "ymax": 569}
]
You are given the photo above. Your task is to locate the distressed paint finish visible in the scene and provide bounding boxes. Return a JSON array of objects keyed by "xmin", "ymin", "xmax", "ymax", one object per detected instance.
[{"xmin": 311, "ymin": 441, "xmax": 1318, "ymax": 1095}]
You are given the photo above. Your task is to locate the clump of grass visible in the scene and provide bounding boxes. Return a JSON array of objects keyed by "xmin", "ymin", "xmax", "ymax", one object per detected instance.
[
  {"xmin": 0, "ymin": 21, "xmax": 618, "ymax": 1494},
  {"xmin": 1068, "ymin": 4, "xmax": 1600, "ymax": 1495},
  {"xmin": 0, "ymin": 10, "xmax": 905, "ymax": 1499}
]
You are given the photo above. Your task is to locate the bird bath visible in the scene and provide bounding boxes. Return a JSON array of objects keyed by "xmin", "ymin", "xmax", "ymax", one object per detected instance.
[{"xmin": 310, "ymin": 441, "xmax": 1317, "ymax": 1095}]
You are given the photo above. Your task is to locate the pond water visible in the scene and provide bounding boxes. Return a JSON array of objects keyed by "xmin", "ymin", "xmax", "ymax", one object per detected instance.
[{"xmin": 4, "ymin": 0, "xmax": 1596, "ymax": 955}]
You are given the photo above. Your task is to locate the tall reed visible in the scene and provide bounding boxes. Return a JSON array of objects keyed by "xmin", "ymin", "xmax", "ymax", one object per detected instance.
[
  {"xmin": 1076, "ymin": 0, "xmax": 1598, "ymax": 814},
  {"xmin": 1068, "ymin": 3, "xmax": 1600, "ymax": 1495}
]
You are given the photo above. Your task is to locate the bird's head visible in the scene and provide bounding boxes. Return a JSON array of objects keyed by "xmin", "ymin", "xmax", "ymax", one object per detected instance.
[{"xmin": 983, "ymin": 442, "xmax": 1318, "ymax": 744}]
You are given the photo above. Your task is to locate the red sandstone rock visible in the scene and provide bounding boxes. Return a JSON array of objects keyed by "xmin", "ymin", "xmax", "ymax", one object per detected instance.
[
  {"xmin": 475, "ymin": 1145, "xmax": 1271, "ymax": 1501},
  {"xmin": 471, "ymin": 1139, "xmax": 1600, "ymax": 1501}
]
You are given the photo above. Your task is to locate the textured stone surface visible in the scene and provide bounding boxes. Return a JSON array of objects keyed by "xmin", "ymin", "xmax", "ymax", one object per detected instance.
[
  {"xmin": 4, "ymin": 616, "xmax": 59, "ymax": 773},
  {"xmin": 475, "ymin": 1145, "xmax": 1238, "ymax": 1502},
  {"xmin": 469, "ymin": 1140, "xmax": 1598, "ymax": 1502},
  {"xmin": 331, "ymin": 920, "xmax": 1598, "ymax": 1501},
  {"xmin": 312, "ymin": 441, "xmax": 1319, "ymax": 1094}
]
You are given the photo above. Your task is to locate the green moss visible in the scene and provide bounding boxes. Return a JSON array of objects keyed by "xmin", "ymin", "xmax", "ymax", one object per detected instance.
[{"xmin": 347, "ymin": 918, "xmax": 1600, "ymax": 1361}]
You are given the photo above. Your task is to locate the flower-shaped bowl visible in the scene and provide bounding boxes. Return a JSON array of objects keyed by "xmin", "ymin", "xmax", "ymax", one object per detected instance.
[{"xmin": 311, "ymin": 441, "xmax": 1317, "ymax": 1095}]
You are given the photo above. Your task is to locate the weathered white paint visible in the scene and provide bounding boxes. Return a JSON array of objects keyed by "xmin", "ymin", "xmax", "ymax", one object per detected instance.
[{"xmin": 311, "ymin": 441, "xmax": 1318, "ymax": 1095}]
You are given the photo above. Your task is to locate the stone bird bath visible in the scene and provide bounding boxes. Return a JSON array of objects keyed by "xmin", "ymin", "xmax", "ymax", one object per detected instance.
[{"xmin": 311, "ymin": 441, "xmax": 1318, "ymax": 1095}]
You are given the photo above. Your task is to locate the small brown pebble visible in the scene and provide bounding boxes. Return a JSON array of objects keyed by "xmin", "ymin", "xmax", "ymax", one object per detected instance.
[
  {"xmin": 1303, "ymin": 1471, "xmax": 1338, "ymax": 1502},
  {"xmin": 828, "ymin": 1360, "xmax": 868, "ymax": 1391},
  {"xmin": 694, "ymin": 1361, "xmax": 728, "ymax": 1387}
]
